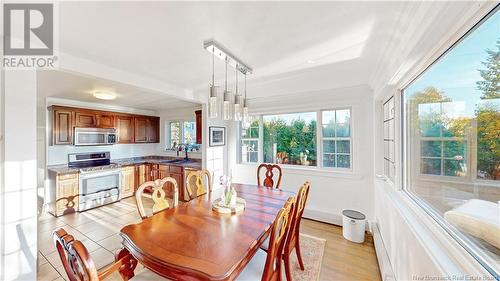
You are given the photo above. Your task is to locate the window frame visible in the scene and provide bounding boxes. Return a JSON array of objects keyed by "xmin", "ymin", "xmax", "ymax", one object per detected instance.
[
  {"xmin": 383, "ymin": 96, "xmax": 396, "ymax": 182},
  {"xmin": 238, "ymin": 107, "xmax": 353, "ymax": 172},
  {"xmin": 240, "ymin": 115, "xmax": 262, "ymax": 164},
  {"xmin": 166, "ymin": 120, "xmax": 196, "ymax": 150},
  {"xmin": 401, "ymin": 6, "xmax": 500, "ymax": 277}
]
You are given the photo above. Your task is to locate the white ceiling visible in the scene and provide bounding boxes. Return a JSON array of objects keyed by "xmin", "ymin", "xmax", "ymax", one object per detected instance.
[
  {"xmin": 34, "ymin": 1, "xmax": 489, "ymax": 109},
  {"xmin": 37, "ymin": 70, "xmax": 199, "ymax": 111}
]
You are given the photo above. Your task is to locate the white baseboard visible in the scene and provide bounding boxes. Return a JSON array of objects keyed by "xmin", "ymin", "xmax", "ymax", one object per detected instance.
[
  {"xmin": 302, "ymin": 208, "xmax": 372, "ymax": 232},
  {"xmin": 372, "ymin": 222, "xmax": 396, "ymax": 281}
]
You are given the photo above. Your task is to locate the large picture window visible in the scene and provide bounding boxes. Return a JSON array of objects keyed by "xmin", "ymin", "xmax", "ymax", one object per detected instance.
[
  {"xmin": 240, "ymin": 109, "xmax": 352, "ymax": 169},
  {"xmin": 403, "ymin": 8, "xmax": 499, "ymax": 275}
]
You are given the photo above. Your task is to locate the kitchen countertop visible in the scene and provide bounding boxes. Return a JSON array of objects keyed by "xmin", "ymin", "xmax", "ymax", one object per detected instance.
[{"xmin": 47, "ymin": 156, "xmax": 202, "ymax": 175}]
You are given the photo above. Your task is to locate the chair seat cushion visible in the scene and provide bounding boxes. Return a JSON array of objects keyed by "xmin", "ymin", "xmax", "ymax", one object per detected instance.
[
  {"xmin": 444, "ymin": 199, "xmax": 500, "ymax": 249},
  {"xmin": 237, "ymin": 249, "xmax": 267, "ymax": 280}
]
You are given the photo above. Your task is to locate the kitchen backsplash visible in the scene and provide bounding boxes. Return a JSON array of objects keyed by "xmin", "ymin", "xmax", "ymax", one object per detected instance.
[{"xmin": 47, "ymin": 143, "xmax": 161, "ymax": 165}]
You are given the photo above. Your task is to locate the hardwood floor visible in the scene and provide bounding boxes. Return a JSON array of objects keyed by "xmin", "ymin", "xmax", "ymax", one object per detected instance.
[{"xmin": 300, "ymin": 219, "xmax": 382, "ymax": 281}]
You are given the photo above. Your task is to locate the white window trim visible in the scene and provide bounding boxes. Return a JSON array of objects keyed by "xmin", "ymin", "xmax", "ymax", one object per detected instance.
[
  {"xmin": 238, "ymin": 108, "xmax": 353, "ymax": 173},
  {"xmin": 166, "ymin": 120, "xmax": 196, "ymax": 150}
]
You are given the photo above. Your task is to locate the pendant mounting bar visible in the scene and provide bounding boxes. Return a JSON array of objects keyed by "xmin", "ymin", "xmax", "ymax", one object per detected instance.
[{"xmin": 204, "ymin": 39, "xmax": 253, "ymax": 75}]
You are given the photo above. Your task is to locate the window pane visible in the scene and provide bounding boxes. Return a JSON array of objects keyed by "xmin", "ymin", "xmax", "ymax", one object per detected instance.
[
  {"xmin": 170, "ymin": 122, "xmax": 180, "ymax": 148},
  {"xmin": 336, "ymin": 155, "xmax": 350, "ymax": 168},
  {"xmin": 323, "ymin": 140, "xmax": 335, "ymax": 153},
  {"xmin": 241, "ymin": 116, "xmax": 260, "ymax": 163},
  {"xmin": 263, "ymin": 112, "xmax": 317, "ymax": 166},
  {"xmin": 420, "ymin": 158, "xmax": 441, "ymax": 175},
  {"xmin": 337, "ymin": 140, "xmax": 350, "ymax": 154},
  {"xmin": 323, "ymin": 154, "xmax": 335, "ymax": 167},
  {"xmin": 404, "ymin": 10, "xmax": 499, "ymax": 272},
  {"xmin": 336, "ymin": 123, "xmax": 350, "ymax": 137},
  {"xmin": 421, "ymin": 141, "xmax": 442, "ymax": 157},
  {"xmin": 183, "ymin": 122, "xmax": 196, "ymax": 144}
]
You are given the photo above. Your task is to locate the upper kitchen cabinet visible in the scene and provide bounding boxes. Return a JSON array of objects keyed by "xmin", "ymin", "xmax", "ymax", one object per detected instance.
[
  {"xmin": 134, "ymin": 116, "xmax": 160, "ymax": 143},
  {"xmin": 96, "ymin": 113, "xmax": 115, "ymax": 128},
  {"xmin": 195, "ymin": 110, "xmax": 202, "ymax": 144},
  {"xmin": 116, "ymin": 115, "xmax": 135, "ymax": 143},
  {"xmin": 74, "ymin": 111, "xmax": 97, "ymax": 127},
  {"xmin": 49, "ymin": 105, "xmax": 160, "ymax": 145},
  {"xmin": 51, "ymin": 107, "xmax": 74, "ymax": 145}
]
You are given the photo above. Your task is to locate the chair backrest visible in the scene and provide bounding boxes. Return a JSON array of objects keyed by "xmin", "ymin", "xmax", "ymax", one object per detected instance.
[
  {"xmin": 257, "ymin": 164, "xmax": 282, "ymax": 189},
  {"xmin": 185, "ymin": 169, "xmax": 212, "ymax": 200},
  {"xmin": 53, "ymin": 228, "xmax": 99, "ymax": 281},
  {"xmin": 135, "ymin": 177, "xmax": 178, "ymax": 219},
  {"xmin": 284, "ymin": 182, "xmax": 310, "ymax": 254},
  {"xmin": 262, "ymin": 196, "xmax": 295, "ymax": 281}
]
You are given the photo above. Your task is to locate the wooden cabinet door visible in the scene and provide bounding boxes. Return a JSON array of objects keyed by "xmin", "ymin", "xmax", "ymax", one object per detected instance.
[
  {"xmin": 169, "ymin": 171, "xmax": 184, "ymax": 200},
  {"xmin": 53, "ymin": 109, "xmax": 74, "ymax": 145},
  {"xmin": 55, "ymin": 173, "xmax": 79, "ymax": 216},
  {"xmin": 195, "ymin": 110, "xmax": 202, "ymax": 144},
  {"xmin": 116, "ymin": 116, "xmax": 134, "ymax": 143},
  {"xmin": 74, "ymin": 111, "xmax": 97, "ymax": 127},
  {"xmin": 121, "ymin": 166, "xmax": 135, "ymax": 198},
  {"xmin": 134, "ymin": 117, "xmax": 148, "ymax": 143},
  {"xmin": 96, "ymin": 114, "xmax": 115, "ymax": 128},
  {"xmin": 147, "ymin": 117, "xmax": 160, "ymax": 143}
]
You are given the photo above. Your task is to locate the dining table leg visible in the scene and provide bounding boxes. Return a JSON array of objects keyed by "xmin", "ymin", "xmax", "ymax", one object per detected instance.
[{"xmin": 115, "ymin": 248, "xmax": 138, "ymax": 281}]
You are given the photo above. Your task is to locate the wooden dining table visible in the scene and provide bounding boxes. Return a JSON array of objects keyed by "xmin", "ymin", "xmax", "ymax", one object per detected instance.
[{"xmin": 117, "ymin": 183, "xmax": 293, "ymax": 281}]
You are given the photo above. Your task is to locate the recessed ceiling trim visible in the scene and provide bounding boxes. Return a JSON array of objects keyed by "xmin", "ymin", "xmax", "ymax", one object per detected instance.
[{"xmin": 203, "ymin": 39, "xmax": 253, "ymax": 75}]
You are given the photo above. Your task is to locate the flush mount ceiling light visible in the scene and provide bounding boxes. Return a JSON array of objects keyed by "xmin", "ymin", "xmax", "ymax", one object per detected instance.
[{"xmin": 93, "ymin": 91, "xmax": 116, "ymax": 100}]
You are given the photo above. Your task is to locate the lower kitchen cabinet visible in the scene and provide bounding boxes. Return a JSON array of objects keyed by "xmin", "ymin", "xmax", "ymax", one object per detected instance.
[
  {"xmin": 121, "ymin": 166, "xmax": 135, "ymax": 198},
  {"xmin": 49, "ymin": 172, "xmax": 80, "ymax": 217}
]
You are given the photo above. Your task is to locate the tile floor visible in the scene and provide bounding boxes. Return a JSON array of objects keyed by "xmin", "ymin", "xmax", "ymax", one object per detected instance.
[{"xmin": 37, "ymin": 197, "xmax": 151, "ymax": 281}]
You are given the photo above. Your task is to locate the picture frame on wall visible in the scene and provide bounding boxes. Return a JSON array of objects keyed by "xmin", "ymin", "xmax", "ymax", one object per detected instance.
[{"xmin": 209, "ymin": 126, "xmax": 225, "ymax": 147}]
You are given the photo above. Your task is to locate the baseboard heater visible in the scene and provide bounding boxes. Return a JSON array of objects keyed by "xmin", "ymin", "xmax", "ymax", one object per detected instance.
[{"xmin": 372, "ymin": 222, "xmax": 396, "ymax": 281}]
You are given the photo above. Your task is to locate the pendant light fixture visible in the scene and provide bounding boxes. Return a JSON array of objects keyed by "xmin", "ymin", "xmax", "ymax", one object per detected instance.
[
  {"xmin": 208, "ymin": 46, "xmax": 219, "ymax": 118},
  {"xmin": 242, "ymin": 73, "xmax": 250, "ymax": 129},
  {"xmin": 234, "ymin": 64, "xmax": 243, "ymax": 121},
  {"xmin": 223, "ymin": 58, "xmax": 232, "ymax": 121}
]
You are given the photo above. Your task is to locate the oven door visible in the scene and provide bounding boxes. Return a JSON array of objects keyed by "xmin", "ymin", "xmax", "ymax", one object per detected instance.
[{"xmin": 79, "ymin": 169, "xmax": 121, "ymax": 211}]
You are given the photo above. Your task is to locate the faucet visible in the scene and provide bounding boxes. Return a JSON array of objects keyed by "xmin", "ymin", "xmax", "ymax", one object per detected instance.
[{"xmin": 178, "ymin": 143, "xmax": 189, "ymax": 160}]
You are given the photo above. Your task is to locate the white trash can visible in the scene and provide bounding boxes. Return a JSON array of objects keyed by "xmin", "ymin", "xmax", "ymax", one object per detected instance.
[{"xmin": 342, "ymin": 210, "xmax": 366, "ymax": 243}]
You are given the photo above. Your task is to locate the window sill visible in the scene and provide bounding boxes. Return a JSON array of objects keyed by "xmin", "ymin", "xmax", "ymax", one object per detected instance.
[{"xmin": 236, "ymin": 162, "xmax": 363, "ymax": 179}]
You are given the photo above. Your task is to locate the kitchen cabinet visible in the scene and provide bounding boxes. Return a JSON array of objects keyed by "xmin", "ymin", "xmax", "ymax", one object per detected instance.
[
  {"xmin": 195, "ymin": 110, "xmax": 202, "ymax": 144},
  {"xmin": 116, "ymin": 115, "xmax": 135, "ymax": 143},
  {"xmin": 50, "ymin": 172, "xmax": 79, "ymax": 217},
  {"xmin": 96, "ymin": 114, "xmax": 115, "ymax": 128},
  {"xmin": 121, "ymin": 166, "xmax": 135, "ymax": 198},
  {"xmin": 134, "ymin": 117, "xmax": 159, "ymax": 143},
  {"xmin": 52, "ymin": 108, "xmax": 74, "ymax": 145},
  {"xmin": 74, "ymin": 111, "xmax": 97, "ymax": 127},
  {"xmin": 135, "ymin": 164, "xmax": 147, "ymax": 190}
]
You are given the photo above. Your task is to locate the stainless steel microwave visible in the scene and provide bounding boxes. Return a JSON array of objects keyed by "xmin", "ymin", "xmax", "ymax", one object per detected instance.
[{"xmin": 73, "ymin": 127, "xmax": 117, "ymax": 146}]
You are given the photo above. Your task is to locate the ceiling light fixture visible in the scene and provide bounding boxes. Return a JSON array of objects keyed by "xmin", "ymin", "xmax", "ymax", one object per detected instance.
[
  {"xmin": 208, "ymin": 46, "xmax": 219, "ymax": 118},
  {"xmin": 242, "ymin": 74, "xmax": 250, "ymax": 129},
  {"xmin": 234, "ymin": 64, "xmax": 243, "ymax": 121},
  {"xmin": 222, "ymin": 58, "xmax": 232, "ymax": 121},
  {"xmin": 93, "ymin": 91, "xmax": 116, "ymax": 100},
  {"xmin": 203, "ymin": 40, "xmax": 252, "ymax": 75}
]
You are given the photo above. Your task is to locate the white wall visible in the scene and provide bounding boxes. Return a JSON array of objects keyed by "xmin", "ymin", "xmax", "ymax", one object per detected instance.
[
  {"xmin": 1, "ymin": 70, "xmax": 38, "ymax": 280},
  {"xmin": 229, "ymin": 85, "xmax": 375, "ymax": 224}
]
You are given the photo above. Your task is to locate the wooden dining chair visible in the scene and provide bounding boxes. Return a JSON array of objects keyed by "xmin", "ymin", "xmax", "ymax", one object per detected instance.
[
  {"xmin": 257, "ymin": 163, "xmax": 283, "ymax": 189},
  {"xmin": 260, "ymin": 181, "xmax": 311, "ymax": 281},
  {"xmin": 185, "ymin": 169, "xmax": 212, "ymax": 200},
  {"xmin": 239, "ymin": 196, "xmax": 295, "ymax": 281},
  {"xmin": 53, "ymin": 228, "xmax": 162, "ymax": 281},
  {"xmin": 135, "ymin": 177, "xmax": 178, "ymax": 219}
]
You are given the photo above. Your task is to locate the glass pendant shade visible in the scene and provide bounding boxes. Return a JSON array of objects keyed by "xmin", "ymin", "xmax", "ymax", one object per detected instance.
[
  {"xmin": 208, "ymin": 85, "xmax": 219, "ymax": 118},
  {"xmin": 234, "ymin": 94, "xmax": 243, "ymax": 121},
  {"xmin": 242, "ymin": 99, "xmax": 250, "ymax": 128},
  {"xmin": 223, "ymin": 91, "xmax": 232, "ymax": 121}
]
